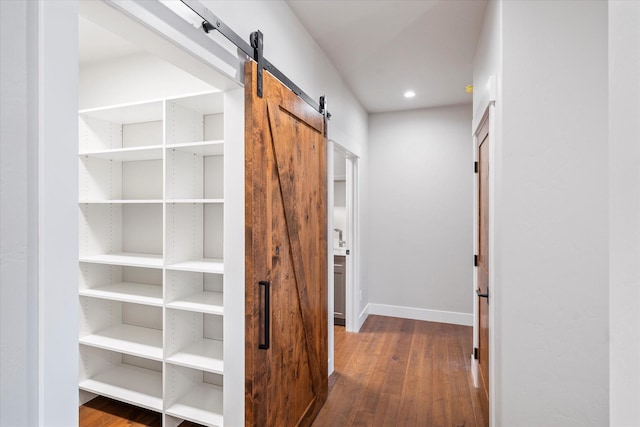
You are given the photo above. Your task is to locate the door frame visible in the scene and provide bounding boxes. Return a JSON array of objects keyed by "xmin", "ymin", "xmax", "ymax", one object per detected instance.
[
  {"xmin": 472, "ymin": 75, "xmax": 497, "ymax": 427},
  {"xmin": 335, "ymin": 143, "xmax": 360, "ymax": 334},
  {"xmin": 327, "ymin": 141, "xmax": 360, "ymax": 373}
]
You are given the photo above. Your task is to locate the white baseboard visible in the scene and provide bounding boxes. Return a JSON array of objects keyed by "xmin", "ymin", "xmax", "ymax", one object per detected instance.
[
  {"xmin": 357, "ymin": 304, "xmax": 370, "ymax": 331},
  {"xmin": 367, "ymin": 303, "xmax": 473, "ymax": 326}
]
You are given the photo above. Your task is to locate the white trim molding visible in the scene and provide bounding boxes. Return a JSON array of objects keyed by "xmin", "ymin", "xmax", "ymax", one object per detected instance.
[
  {"xmin": 368, "ymin": 303, "xmax": 472, "ymax": 326},
  {"xmin": 358, "ymin": 304, "xmax": 370, "ymax": 331},
  {"xmin": 472, "ymin": 75, "xmax": 497, "ymax": 134}
]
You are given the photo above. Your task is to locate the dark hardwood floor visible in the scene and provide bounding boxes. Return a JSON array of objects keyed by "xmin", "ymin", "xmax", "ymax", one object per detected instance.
[
  {"xmin": 80, "ymin": 315, "xmax": 483, "ymax": 427},
  {"xmin": 79, "ymin": 397, "xmax": 162, "ymax": 427},
  {"xmin": 312, "ymin": 315, "xmax": 485, "ymax": 427}
]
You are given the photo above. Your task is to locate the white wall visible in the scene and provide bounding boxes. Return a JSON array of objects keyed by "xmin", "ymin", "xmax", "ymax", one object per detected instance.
[
  {"xmin": 492, "ymin": 1, "xmax": 609, "ymax": 425},
  {"xmin": 609, "ymin": 1, "xmax": 640, "ymax": 425},
  {"xmin": 333, "ymin": 151, "xmax": 347, "ymax": 249},
  {"xmin": 472, "ymin": 0, "xmax": 500, "ymax": 123},
  {"xmin": 333, "ymin": 181, "xmax": 346, "ymax": 248},
  {"xmin": 472, "ymin": 0, "xmax": 501, "ymax": 421},
  {"xmin": 0, "ymin": 2, "xmax": 40, "ymax": 424},
  {"xmin": 1, "ymin": 1, "xmax": 79, "ymax": 426},
  {"xmin": 365, "ymin": 104, "xmax": 473, "ymax": 324}
]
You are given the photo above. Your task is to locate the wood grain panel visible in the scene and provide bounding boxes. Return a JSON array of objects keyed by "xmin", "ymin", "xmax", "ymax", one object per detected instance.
[{"xmin": 245, "ymin": 61, "xmax": 328, "ymax": 427}]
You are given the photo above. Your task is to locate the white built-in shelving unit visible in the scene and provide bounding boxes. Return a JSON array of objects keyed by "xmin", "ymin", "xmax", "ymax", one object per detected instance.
[{"xmin": 79, "ymin": 91, "xmax": 234, "ymax": 427}]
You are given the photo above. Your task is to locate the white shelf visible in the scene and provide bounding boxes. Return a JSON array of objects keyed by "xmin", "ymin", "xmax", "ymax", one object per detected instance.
[
  {"xmin": 167, "ymin": 140, "xmax": 224, "ymax": 156},
  {"xmin": 166, "ymin": 258, "xmax": 224, "ymax": 274},
  {"xmin": 166, "ymin": 383, "xmax": 223, "ymax": 427},
  {"xmin": 80, "ymin": 253, "xmax": 163, "ymax": 269},
  {"xmin": 80, "ymin": 324, "xmax": 163, "ymax": 361},
  {"xmin": 167, "ymin": 91, "xmax": 224, "ymax": 116},
  {"xmin": 166, "ymin": 199, "xmax": 224, "ymax": 204},
  {"xmin": 79, "ymin": 364, "xmax": 163, "ymax": 412},
  {"xmin": 80, "ymin": 282, "xmax": 162, "ymax": 306},
  {"xmin": 167, "ymin": 338, "xmax": 223, "ymax": 374},
  {"xmin": 166, "ymin": 291, "xmax": 223, "ymax": 315},
  {"xmin": 80, "ymin": 100, "xmax": 163, "ymax": 125},
  {"xmin": 79, "ymin": 145, "xmax": 163, "ymax": 161},
  {"xmin": 79, "ymin": 200, "xmax": 163, "ymax": 204}
]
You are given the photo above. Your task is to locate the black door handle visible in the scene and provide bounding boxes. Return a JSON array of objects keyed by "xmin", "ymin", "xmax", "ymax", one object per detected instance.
[
  {"xmin": 259, "ymin": 281, "xmax": 270, "ymax": 350},
  {"xmin": 476, "ymin": 289, "xmax": 489, "ymax": 299}
]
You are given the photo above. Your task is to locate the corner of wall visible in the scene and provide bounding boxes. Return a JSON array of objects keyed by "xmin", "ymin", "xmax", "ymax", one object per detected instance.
[{"xmin": 357, "ymin": 303, "xmax": 370, "ymax": 331}]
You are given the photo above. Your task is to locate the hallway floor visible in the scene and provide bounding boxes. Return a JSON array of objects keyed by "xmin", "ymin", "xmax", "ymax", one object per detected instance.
[{"xmin": 312, "ymin": 315, "xmax": 485, "ymax": 427}]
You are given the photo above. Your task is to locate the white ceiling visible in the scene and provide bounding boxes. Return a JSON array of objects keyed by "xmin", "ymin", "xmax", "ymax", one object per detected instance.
[
  {"xmin": 78, "ymin": 16, "xmax": 145, "ymax": 65},
  {"xmin": 286, "ymin": 0, "xmax": 487, "ymax": 113}
]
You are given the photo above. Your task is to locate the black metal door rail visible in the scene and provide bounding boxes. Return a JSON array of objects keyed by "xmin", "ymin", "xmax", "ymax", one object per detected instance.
[{"xmin": 180, "ymin": 0, "xmax": 330, "ymax": 132}]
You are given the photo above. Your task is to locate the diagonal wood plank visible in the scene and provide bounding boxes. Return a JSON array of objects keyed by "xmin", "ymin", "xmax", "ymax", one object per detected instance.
[{"xmin": 267, "ymin": 100, "xmax": 326, "ymax": 400}]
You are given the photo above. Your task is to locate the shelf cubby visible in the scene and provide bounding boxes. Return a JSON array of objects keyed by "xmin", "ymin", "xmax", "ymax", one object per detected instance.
[
  {"xmin": 165, "ymin": 92, "xmax": 224, "ymax": 146},
  {"xmin": 80, "ymin": 346, "xmax": 163, "ymax": 412},
  {"xmin": 165, "ymin": 308, "xmax": 223, "ymax": 374},
  {"xmin": 165, "ymin": 364, "xmax": 223, "ymax": 427},
  {"xmin": 79, "ymin": 264, "xmax": 163, "ymax": 306},
  {"xmin": 79, "ymin": 101, "xmax": 163, "ymax": 152},
  {"xmin": 79, "ymin": 100, "xmax": 163, "ymax": 202},
  {"xmin": 79, "ymin": 150, "xmax": 162, "ymax": 202},
  {"xmin": 80, "ymin": 297, "xmax": 163, "ymax": 361},
  {"xmin": 165, "ymin": 202, "xmax": 223, "ymax": 273},
  {"xmin": 79, "ymin": 203, "xmax": 163, "ymax": 268},
  {"xmin": 166, "ymin": 270, "xmax": 223, "ymax": 315},
  {"xmin": 165, "ymin": 141, "xmax": 224, "ymax": 202}
]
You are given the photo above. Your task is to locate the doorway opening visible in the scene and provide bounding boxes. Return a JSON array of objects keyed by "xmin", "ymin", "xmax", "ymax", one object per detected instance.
[{"xmin": 331, "ymin": 143, "xmax": 359, "ymax": 334}]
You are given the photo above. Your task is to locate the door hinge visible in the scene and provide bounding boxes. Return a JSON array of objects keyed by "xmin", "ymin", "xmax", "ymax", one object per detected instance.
[
  {"xmin": 474, "ymin": 347, "xmax": 478, "ymax": 360},
  {"xmin": 474, "ymin": 161, "xmax": 478, "ymax": 174},
  {"xmin": 476, "ymin": 288, "xmax": 489, "ymax": 305},
  {"xmin": 474, "ymin": 254, "xmax": 478, "ymax": 267}
]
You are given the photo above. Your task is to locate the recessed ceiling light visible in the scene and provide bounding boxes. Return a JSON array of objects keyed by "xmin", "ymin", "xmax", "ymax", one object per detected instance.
[{"xmin": 404, "ymin": 90, "xmax": 416, "ymax": 98}]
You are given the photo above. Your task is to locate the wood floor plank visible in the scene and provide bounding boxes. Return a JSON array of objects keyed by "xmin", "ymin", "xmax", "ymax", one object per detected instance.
[
  {"xmin": 79, "ymin": 396, "xmax": 162, "ymax": 427},
  {"xmin": 312, "ymin": 315, "xmax": 485, "ymax": 427}
]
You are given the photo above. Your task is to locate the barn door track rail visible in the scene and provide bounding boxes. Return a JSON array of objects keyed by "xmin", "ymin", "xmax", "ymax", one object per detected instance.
[{"xmin": 180, "ymin": 0, "xmax": 331, "ymax": 127}]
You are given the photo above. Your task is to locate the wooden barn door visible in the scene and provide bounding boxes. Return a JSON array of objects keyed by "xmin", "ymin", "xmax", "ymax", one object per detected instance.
[{"xmin": 244, "ymin": 61, "xmax": 328, "ymax": 427}]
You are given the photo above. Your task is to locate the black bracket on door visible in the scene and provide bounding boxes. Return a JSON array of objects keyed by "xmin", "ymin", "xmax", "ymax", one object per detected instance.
[
  {"xmin": 320, "ymin": 95, "xmax": 332, "ymax": 136},
  {"xmin": 250, "ymin": 30, "xmax": 264, "ymax": 98},
  {"xmin": 181, "ymin": 0, "xmax": 331, "ymax": 117}
]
